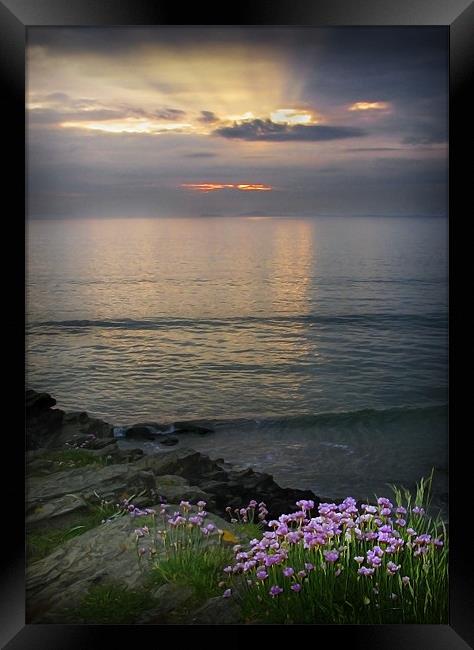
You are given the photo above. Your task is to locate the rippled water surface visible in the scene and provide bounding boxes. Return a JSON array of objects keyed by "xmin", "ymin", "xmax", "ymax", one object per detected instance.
[{"xmin": 26, "ymin": 216, "xmax": 448, "ymax": 506}]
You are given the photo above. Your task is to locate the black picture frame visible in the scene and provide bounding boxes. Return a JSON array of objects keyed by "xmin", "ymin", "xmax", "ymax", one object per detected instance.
[{"xmin": 1, "ymin": 0, "xmax": 472, "ymax": 647}]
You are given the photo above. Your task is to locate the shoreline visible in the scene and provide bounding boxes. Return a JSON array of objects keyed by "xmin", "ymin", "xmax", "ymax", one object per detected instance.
[
  {"xmin": 26, "ymin": 389, "xmax": 448, "ymax": 624},
  {"xmin": 26, "ymin": 389, "xmax": 448, "ymax": 513},
  {"xmin": 26, "ymin": 388, "xmax": 320, "ymax": 623}
]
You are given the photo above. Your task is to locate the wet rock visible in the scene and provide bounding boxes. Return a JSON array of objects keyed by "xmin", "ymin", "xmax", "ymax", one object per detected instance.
[
  {"xmin": 26, "ymin": 390, "xmax": 56, "ymax": 412},
  {"xmin": 135, "ymin": 448, "xmax": 219, "ymax": 479},
  {"xmin": 63, "ymin": 434, "xmax": 114, "ymax": 450},
  {"xmin": 174, "ymin": 421, "xmax": 214, "ymax": 435},
  {"xmin": 26, "ymin": 390, "xmax": 113, "ymax": 450},
  {"xmin": 125, "ymin": 425, "xmax": 158, "ymax": 441},
  {"xmin": 129, "ymin": 421, "xmax": 173, "ymax": 432},
  {"xmin": 135, "ymin": 448, "xmax": 319, "ymax": 520},
  {"xmin": 159, "ymin": 435, "xmax": 179, "ymax": 446}
]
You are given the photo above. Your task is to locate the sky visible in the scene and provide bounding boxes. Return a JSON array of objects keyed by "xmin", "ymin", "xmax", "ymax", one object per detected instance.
[{"xmin": 27, "ymin": 27, "xmax": 448, "ymax": 219}]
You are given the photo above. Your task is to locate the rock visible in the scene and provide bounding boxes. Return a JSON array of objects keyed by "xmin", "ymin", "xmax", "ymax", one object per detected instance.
[
  {"xmin": 27, "ymin": 458, "xmax": 56, "ymax": 476},
  {"xmin": 63, "ymin": 411, "xmax": 90, "ymax": 424},
  {"xmin": 174, "ymin": 421, "xmax": 214, "ymax": 435},
  {"xmin": 26, "ymin": 463, "xmax": 157, "ymax": 511},
  {"xmin": 125, "ymin": 425, "xmax": 158, "ymax": 440},
  {"xmin": 135, "ymin": 448, "xmax": 220, "ymax": 479},
  {"xmin": 26, "ymin": 459, "xmax": 215, "ymax": 526},
  {"xmin": 26, "ymin": 390, "xmax": 56, "ymax": 412},
  {"xmin": 58, "ymin": 411, "xmax": 112, "ymax": 440},
  {"xmin": 154, "ymin": 474, "xmax": 189, "ymax": 487},
  {"xmin": 154, "ymin": 477, "xmax": 213, "ymax": 507},
  {"xmin": 26, "ymin": 505, "xmax": 236, "ymax": 623},
  {"xmin": 192, "ymin": 595, "xmax": 242, "ymax": 625},
  {"xmin": 27, "ymin": 494, "xmax": 88, "ymax": 525},
  {"xmin": 26, "ymin": 390, "xmax": 113, "ymax": 450},
  {"xmin": 63, "ymin": 434, "xmax": 114, "ymax": 450},
  {"xmin": 138, "ymin": 583, "xmax": 195, "ymax": 623},
  {"xmin": 128, "ymin": 421, "xmax": 173, "ymax": 433},
  {"xmin": 26, "ymin": 510, "xmax": 153, "ymax": 622},
  {"xmin": 135, "ymin": 448, "xmax": 319, "ymax": 520},
  {"xmin": 159, "ymin": 435, "xmax": 179, "ymax": 446}
]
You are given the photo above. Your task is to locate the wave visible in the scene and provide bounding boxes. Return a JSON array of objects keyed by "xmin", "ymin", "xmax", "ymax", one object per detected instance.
[
  {"xmin": 170, "ymin": 403, "xmax": 448, "ymax": 432},
  {"xmin": 27, "ymin": 312, "xmax": 448, "ymax": 333}
]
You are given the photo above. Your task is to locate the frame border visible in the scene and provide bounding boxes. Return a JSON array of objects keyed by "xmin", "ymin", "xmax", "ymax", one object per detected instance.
[{"xmin": 1, "ymin": 0, "xmax": 472, "ymax": 646}]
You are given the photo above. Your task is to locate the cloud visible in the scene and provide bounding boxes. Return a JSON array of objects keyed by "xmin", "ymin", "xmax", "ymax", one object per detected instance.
[
  {"xmin": 28, "ymin": 95, "xmax": 187, "ymax": 127},
  {"xmin": 402, "ymin": 133, "xmax": 447, "ymax": 146},
  {"xmin": 29, "ymin": 108, "xmax": 122, "ymax": 124},
  {"xmin": 347, "ymin": 147, "xmax": 405, "ymax": 152},
  {"xmin": 151, "ymin": 108, "xmax": 186, "ymax": 120},
  {"xmin": 43, "ymin": 91, "xmax": 71, "ymax": 103},
  {"xmin": 198, "ymin": 110, "xmax": 219, "ymax": 123},
  {"xmin": 214, "ymin": 119, "xmax": 366, "ymax": 142},
  {"xmin": 184, "ymin": 152, "xmax": 218, "ymax": 158}
]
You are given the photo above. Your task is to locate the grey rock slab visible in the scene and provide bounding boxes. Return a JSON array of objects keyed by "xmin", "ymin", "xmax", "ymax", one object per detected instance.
[
  {"xmin": 192, "ymin": 595, "xmax": 242, "ymax": 625},
  {"xmin": 138, "ymin": 583, "xmax": 196, "ymax": 623},
  {"xmin": 26, "ymin": 494, "xmax": 88, "ymax": 525},
  {"xmin": 26, "ymin": 463, "xmax": 156, "ymax": 506},
  {"xmin": 26, "ymin": 504, "xmax": 238, "ymax": 623},
  {"xmin": 26, "ymin": 512, "xmax": 152, "ymax": 621}
]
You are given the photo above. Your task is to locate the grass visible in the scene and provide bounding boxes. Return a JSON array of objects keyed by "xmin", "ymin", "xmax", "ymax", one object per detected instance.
[
  {"xmin": 72, "ymin": 583, "xmax": 154, "ymax": 624},
  {"xmin": 234, "ymin": 521, "xmax": 263, "ymax": 543},
  {"xmin": 37, "ymin": 448, "xmax": 112, "ymax": 472},
  {"xmin": 27, "ymin": 501, "xmax": 126, "ymax": 563},
  {"xmin": 138, "ymin": 506, "xmax": 235, "ymax": 603},
  {"xmin": 149, "ymin": 545, "xmax": 234, "ymax": 601}
]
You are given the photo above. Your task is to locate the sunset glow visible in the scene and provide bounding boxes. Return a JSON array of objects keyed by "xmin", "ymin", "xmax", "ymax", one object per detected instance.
[
  {"xmin": 60, "ymin": 118, "xmax": 194, "ymax": 134},
  {"xmin": 348, "ymin": 101, "xmax": 390, "ymax": 111},
  {"xmin": 27, "ymin": 27, "xmax": 447, "ymax": 219},
  {"xmin": 270, "ymin": 108, "xmax": 316, "ymax": 125},
  {"xmin": 181, "ymin": 183, "xmax": 273, "ymax": 193}
]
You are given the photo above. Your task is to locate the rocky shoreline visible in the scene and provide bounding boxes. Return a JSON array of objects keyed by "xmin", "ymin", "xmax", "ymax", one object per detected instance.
[{"xmin": 26, "ymin": 390, "xmax": 320, "ymax": 623}]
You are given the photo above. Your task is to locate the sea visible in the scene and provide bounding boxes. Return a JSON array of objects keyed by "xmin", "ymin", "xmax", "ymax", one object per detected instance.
[{"xmin": 26, "ymin": 215, "xmax": 448, "ymax": 512}]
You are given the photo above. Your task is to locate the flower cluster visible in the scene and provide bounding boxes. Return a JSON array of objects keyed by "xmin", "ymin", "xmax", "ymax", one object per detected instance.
[
  {"xmin": 222, "ymin": 495, "xmax": 445, "ymax": 600},
  {"xmin": 128, "ymin": 498, "xmax": 231, "ymax": 560},
  {"xmin": 226, "ymin": 500, "xmax": 268, "ymax": 525}
]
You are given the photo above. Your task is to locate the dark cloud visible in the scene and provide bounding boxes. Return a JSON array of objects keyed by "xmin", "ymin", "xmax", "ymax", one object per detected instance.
[
  {"xmin": 28, "ymin": 109, "xmax": 120, "ymax": 124},
  {"xmin": 27, "ymin": 101, "xmax": 186, "ymax": 126},
  {"xmin": 152, "ymin": 107, "xmax": 186, "ymax": 120},
  {"xmin": 117, "ymin": 105, "xmax": 186, "ymax": 120},
  {"xmin": 198, "ymin": 110, "xmax": 219, "ymax": 124},
  {"xmin": 44, "ymin": 92, "xmax": 70, "ymax": 103},
  {"xmin": 28, "ymin": 26, "xmax": 446, "ymax": 62},
  {"xmin": 214, "ymin": 119, "xmax": 366, "ymax": 142}
]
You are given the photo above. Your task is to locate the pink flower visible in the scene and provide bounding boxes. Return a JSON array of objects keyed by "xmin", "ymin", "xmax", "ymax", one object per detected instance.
[
  {"xmin": 269, "ymin": 585, "xmax": 283, "ymax": 597},
  {"xmin": 323, "ymin": 550, "xmax": 339, "ymax": 563}
]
